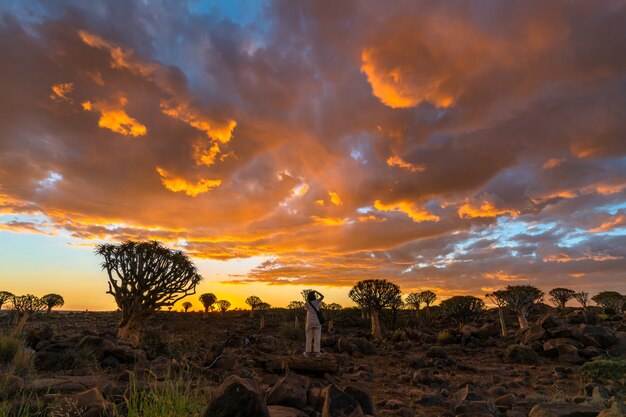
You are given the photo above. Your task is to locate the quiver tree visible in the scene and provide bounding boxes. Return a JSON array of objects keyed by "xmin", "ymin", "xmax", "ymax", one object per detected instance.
[
  {"xmin": 485, "ymin": 291, "xmax": 509, "ymax": 336},
  {"xmin": 549, "ymin": 288, "xmax": 576, "ymax": 312},
  {"xmin": 325, "ymin": 303, "xmax": 342, "ymax": 330},
  {"xmin": 12, "ymin": 294, "xmax": 45, "ymax": 331},
  {"xmin": 573, "ymin": 291, "xmax": 589, "ymax": 310},
  {"xmin": 96, "ymin": 240, "xmax": 202, "ymax": 344},
  {"xmin": 592, "ymin": 291, "xmax": 625, "ymax": 314},
  {"xmin": 216, "ymin": 299, "xmax": 231, "ymax": 313},
  {"xmin": 246, "ymin": 296, "xmax": 263, "ymax": 318},
  {"xmin": 349, "ymin": 279, "xmax": 402, "ymax": 340},
  {"xmin": 182, "ymin": 301, "xmax": 193, "ymax": 312},
  {"xmin": 440, "ymin": 296, "xmax": 485, "ymax": 328},
  {"xmin": 41, "ymin": 294, "xmax": 64, "ymax": 313},
  {"xmin": 257, "ymin": 302, "xmax": 271, "ymax": 329},
  {"xmin": 0, "ymin": 291, "xmax": 14, "ymax": 310},
  {"xmin": 389, "ymin": 293, "xmax": 404, "ymax": 331},
  {"xmin": 405, "ymin": 293, "xmax": 422, "ymax": 316},
  {"xmin": 288, "ymin": 300, "xmax": 305, "ymax": 328},
  {"xmin": 496, "ymin": 285, "xmax": 544, "ymax": 329},
  {"xmin": 199, "ymin": 293, "xmax": 217, "ymax": 316},
  {"xmin": 418, "ymin": 290, "xmax": 437, "ymax": 308}
]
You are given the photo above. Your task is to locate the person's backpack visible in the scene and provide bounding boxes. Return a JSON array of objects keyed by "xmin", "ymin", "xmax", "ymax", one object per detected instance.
[{"xmin": 309, "ymin": 300, "xmax": 326, "ymax": 325}]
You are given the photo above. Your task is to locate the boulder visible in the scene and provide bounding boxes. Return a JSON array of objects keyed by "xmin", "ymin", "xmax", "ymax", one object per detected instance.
[
  {"xmin": 268, "ymin": 406, "xmax": 309, "ymax": 417},
  {"xmin": 538, "ymin": 314, "xmax": 567, "ymax": 330},
  {"xmin": 523, "ymin": 325, "xmax": 548, "ymax": 344},
  {"xmin": 344, "ymin": 385, "xmax": 376, "ymax": 415},
  {"xmin": 597, "ymin": 402, "xmax": 626, "ymax": 417},
  {"xmin": 265, "ymin": 354, "xmax": 339, "ymax": 375},
  {"xmin": 322, "ymin": 384, "xmax": 365, "ymax": 417},
  {"xmin": 51, "ymin": 387, "xmax": 113, "ymax": 417},
  {"xmin": 266, "ymin": 372, "xmax": 310, "ymax": 409},
  {"xmin": 528, "ymin": 403, "xmax": 600, "ymax": 417},
  {"xmin": 203, "ymin": 375, "xmax": 270, "ymax": 417},
  {"xmin": 573, "ymin": 325, "xmax": 618, "ymax": 349},
  {"xmin": 505, "ymin": 345, "xmax": 538, "ymax": 364}
]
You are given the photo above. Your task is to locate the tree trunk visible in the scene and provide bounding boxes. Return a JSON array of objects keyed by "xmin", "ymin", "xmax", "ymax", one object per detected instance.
[
  {"xmin": 361, "ymin": 309, "xmax": 366, "ymax": 320},
  {"xmin": 498, "ymin": 307, "xmax": 507, "ymax": 337},
  {"xmin": 250, "ymin": 309, "xmax": 255, "ymax": 318},
  {"xmin": 14, "ymin": 312, "xmax": 29, "ymax": 332},
  {"xmin": 47, "ymin": 306, "xmax": 52, "ymax": 314},
  {"xmin": 294, "ymin": 315, "xmax": 300, "ymax": 329},
  {"xmin": 517, "ymin": 310, "xmax": 529, "ymax": 329},
  {"xmin": 371, "ymin": 309, "xmax": 382, "ymax": 340},
  {"xmin": 259, "ymin": 316, "xmax": 265, "ymax": 329},
  {"xmin": 327, "ymin": 318, "xmax": 334, "ymax": 331},
  {"xmin": 118, "ymin": 314, "xmax": 142, "ymax": 345}
]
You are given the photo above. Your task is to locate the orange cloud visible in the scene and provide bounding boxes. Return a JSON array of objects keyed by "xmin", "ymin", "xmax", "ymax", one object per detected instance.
[
  {"xmin": 50, "ymin": 83, "xmax": 74, "ymax": 103},
  {"xmin": 542, "ymin": 158, "xmax": 564, "ymax": 170},
  {"xmin": 311, "ymin": 216, "xmax": 348, "ymax": 226},
  {"xmin": 82, "ymin": 96, "xmax": 147, "ymax": 137},
  {"xmin": 589, "ymin": 214, "xmax": 626, "ymax": 233},
  {"xmin": 329, "ymin": 191, "xmax": 342, "ymax": 206},
  {"xmin": 458, "ymin": 201, "xmax": 519, "ymax": 219},
  {"xmin": 543, "ymin": 253, "xmax": 623, "ymax": 263},
  {"xmin": 386, "ymin": 156, "xmax": 425, "ymax": 173},
  {"xmin": 160, "ymin": 102, "xmax": 236, "ymax": 144},
  {"xmin": 374, "ymin": 200, "xmax": 440, "ymax": 223},
  {"xmin": 155, "ymin": 167, "xmax": 221, "ymax": 197},
  {"xmin": 482, "ymin": 272, "xmax": 527, "ymax": 282},
  {"xmin": 78, "ymin": 30, "xmax": 156, "ymax": 77}
]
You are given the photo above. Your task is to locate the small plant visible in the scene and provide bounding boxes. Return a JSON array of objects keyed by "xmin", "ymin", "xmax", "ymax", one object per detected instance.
[
  {"xmin": 437, "ymin": 330, "xmax": 456, "ymax": 344},
  {"xmin": 505, "ymin": 344, "xmax": 538, "ymax": 365},
  {"xmin": 278, "ymin": 322, "xmax": 304, "ymax": 341},
  {"xmin": 0, "ymin": 333, "xmax": 21, "ymax": 363},
  {"xmin": 0, "ymin": 333, "xmax": 34, "ymax": 378},
  {"xmin": 579, "ymin": 360, "xmax": 626, "ymax": 383}
]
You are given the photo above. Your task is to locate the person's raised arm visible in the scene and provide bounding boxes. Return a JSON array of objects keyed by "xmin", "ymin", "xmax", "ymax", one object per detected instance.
[{"xmin": 317, "ymin": 291, "xmax": 325, "ymax": 301}]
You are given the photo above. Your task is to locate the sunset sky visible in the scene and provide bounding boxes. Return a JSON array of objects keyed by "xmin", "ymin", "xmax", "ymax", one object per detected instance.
[{"xmin": 1, "ymin": 0, "xmax": 626, "ymax": 311}]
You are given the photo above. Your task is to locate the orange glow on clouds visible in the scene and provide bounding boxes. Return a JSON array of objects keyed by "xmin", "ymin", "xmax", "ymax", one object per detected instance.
[
  {"xmin": 386, "ymin": 156, "xmax": 425, "ymax": 173},
  {"xmin": 82, "ymin": 96, "xmax": 146, "ymax": 137},
  {"xmin": 458, "ymin": 201, "xmax": 519, "ymax": 219},
  {"xmin": 160, "ymin": 102, "xmax": 237, "ymax": 144},
  {"xmin": 329, "ymin": 192, "xmax": 342, "ymax": 206},
  {"xmin": 374, "ymin": 200, "xmax": 439, "ymax": 223},
  {"xmin": 50, "ymin": 83, "xmax": 74, "ymax": 103},
  {"xmin": 155, "ymin": 167, "xmax": 221, "ymax": 197}
]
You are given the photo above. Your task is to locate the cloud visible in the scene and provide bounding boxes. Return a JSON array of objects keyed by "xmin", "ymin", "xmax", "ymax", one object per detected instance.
[{"xmin": 0, "ymin": 0, "xmax": 626, "ymax": 302}]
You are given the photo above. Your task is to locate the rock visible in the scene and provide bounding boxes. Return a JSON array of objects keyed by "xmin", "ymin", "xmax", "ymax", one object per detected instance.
[
  {"xmin": 425, "ymin": 346, "xmax": 448, "ymax": 359},
  {"xmin": 344, "ymin": 385, "xmax": 376, "ymax": 415},
  {"xmin": 416, "ymin": 393, "xmax": 444, "ymax": 406},
  {"xmin": 573, "ymin": 325, "xmax": 618, "ymax": 349},
  {"xmin": 265, "ymin": 354, "xmax": 339, "ymax": 375},
  {"xmin": 268, "ymin": 406, "xmax": 309, "ymax": 417},
  {"xmin": 458, "ymin": 385, "xmax": 485, "ymax": 402},
  {"xmin": 52, "ymin": 387, "xmax": 113, "ymax": 417},
  {"xmin": 591, "ymin": 386, "xmax": 610, "ymax": 401},
  {"xmin": 523, "ymin": 325, "xmax": 548, "ymax": 344},
  {"xmin": 322, "ymin": 384, "xmax": 365, "ymax": 417},
  {"xmin": 203, "ymin": 375, "xmax": 270, "ymax": 417},
  {"xmin": 505, "ymin": 345, "xmax": 538, "ymax": 364},
  {"xmin": 307, "ymin": 387, "xmax": 325, "ymax": 411},
  {"xmin": 528, "ymin": 403, "xmax": 601, "ymax": 417},
  {"xmin": 337, "ymin": 337, "xmax": 356, "ymax": 354},
  {"xmin": 27, "ymin": 378, "xmax": 86, "ymax": 394},
  {"xmin": 495, "ymin": 394, "xmax": 516, "ymax": 408},
  {"xmin": 26, "ymin": 325, "xmax": 53, "ymax": 347},
  {"xmin": 1, "ymin": 374, "xmax": 24, "ymax": 398},
  {"xmin": 597, "ymin": 402, "xmax": 626, "ymax": 417},
  {"xmin": 267, "ymin": 372, "xmax": 310, "ymax": 409},
  {"xmin": 538, "ymin": 314, "xmax": 567, "ymax": 330}
]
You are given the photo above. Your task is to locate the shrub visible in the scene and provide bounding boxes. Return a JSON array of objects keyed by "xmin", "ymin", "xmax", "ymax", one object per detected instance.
[
  {"xmin": 278, "ymin": 322, "xmax": 304, "ymax": 341},
  {"xmin": 437, "ymin": 330, "xmax": 457, "ymax": 344},
  {"xmin": 579, "ymin": 360, "xmax": 626, "ymax": 383},
  {"xmin": 0, "ymin": 334, "xmax": 21, "ymax": 363},
  {"xmin": 505, "ymin": 344, "xmax": 538, "ymax": 364},
  {"xmin": 0, "ymin": 333, "xmax": 34, "ymax": 378}
]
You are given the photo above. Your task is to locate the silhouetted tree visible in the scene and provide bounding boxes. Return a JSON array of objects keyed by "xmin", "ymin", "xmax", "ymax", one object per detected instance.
[
  {"xmin": 389, "ymin": 293, "xmax": 404, "ymax": 330},
  {"xmin": 287, "ymin": 301, "xmax": 305, "ymax": 310},
  {"xmin": 199, "ymin": 293, "xmax": 217, "ymax": 315},
  {"xmin": 216, "ymin": 299, "xmax": 231, "ymax": 313},
  {"xmin": 440, "ymin": 296, "xmax": 485, "ymax": 328},
  {"xmin": 245, "ymin": 296, "xmax": 262, "ymax": 318},
  {"xmin": 182, "ymin": 301, "xmax": 193, "ymax": 312},
  {"xmin": 419, "ymin": 290, "xmax": 437, "ymax": 308},
  {"xmin": 485, "ymin": 291, "xmax": 508, "ymax": 336},
  {"xmin": 405, "ymin": 293, "xmax": 422, "ymax": 316},
  {"xmin": 592, "ymin": 291, "xmax": 625, "ymax": 314},
  {"xmin": 495, "ymin": 285, "xmax": 544, "ymax": 329},
  {"xmin": 349, "ymin": 279, "xmax": 402, "ymax": 340},
  {"xmin": 257, "ymin": 302, "xmax": 271, "ymax": 329},
  {"xmin": 549, "ymin": 288, "xmax": 576, "ymax": 312},
  {"xmin": 96, "ymin": 240, "xmax": 202, "ymax": 344},
  {"xmin": 573, "ymin": 291, "xmax": 589, "ymax": 310},
  {"xmin": 0, "ymin": 291, "xmax": 14, "ymax": 310},
  {"xmin": 41, "ymin": 293, "xmax": 64, "ymax": 313},
  {"xmin": 12, "ymin": 294, "xmax": 45, "ymax": 331}
]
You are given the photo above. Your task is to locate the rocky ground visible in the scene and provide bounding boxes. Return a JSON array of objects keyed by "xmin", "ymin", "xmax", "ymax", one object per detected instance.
[{"xmin": 0, "ymin": 306, "xmax": 625, "ymax": 417}]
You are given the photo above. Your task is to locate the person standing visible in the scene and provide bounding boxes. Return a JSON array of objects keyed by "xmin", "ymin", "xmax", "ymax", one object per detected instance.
[{"xmin": 304, "ymin": 290, "xmax": 324, "ymax": 357}]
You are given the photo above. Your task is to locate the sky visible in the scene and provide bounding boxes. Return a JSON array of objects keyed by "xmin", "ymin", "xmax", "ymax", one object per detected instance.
[{"xmin": 1, "ymin": 0, "xmax": 626, "ymax": 311}]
